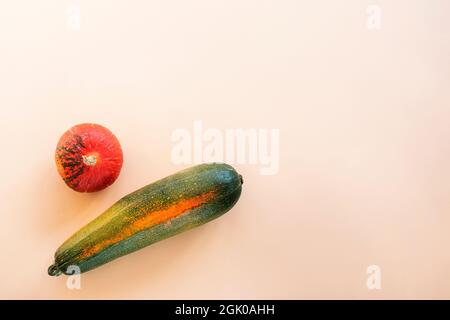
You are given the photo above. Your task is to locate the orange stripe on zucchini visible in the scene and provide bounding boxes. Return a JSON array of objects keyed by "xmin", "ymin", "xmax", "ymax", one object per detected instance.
[{"xmin": 80, "ymin": 191, "xmax": 216, "ymax": 259}]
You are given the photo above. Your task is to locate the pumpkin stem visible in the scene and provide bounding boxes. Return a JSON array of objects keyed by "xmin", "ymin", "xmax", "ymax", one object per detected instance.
[
  {"xmin": 82, "ymin": 154, "xmax": 97, "ymax": 166},
  {"xmin": 48, "ymin": 264, "xmax": 62, "ymax": 277}
]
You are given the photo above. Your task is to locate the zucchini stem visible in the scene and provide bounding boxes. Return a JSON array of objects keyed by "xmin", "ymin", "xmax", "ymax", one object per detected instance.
[{"xmin": 48, "ymin": 264, "xmax": 62, "ymax": 277}]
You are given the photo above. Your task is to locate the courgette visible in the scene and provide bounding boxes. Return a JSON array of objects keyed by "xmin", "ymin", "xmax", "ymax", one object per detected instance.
[{"xmin": 48, "ymin": 163, "xmax": 243, "ymax": 276}]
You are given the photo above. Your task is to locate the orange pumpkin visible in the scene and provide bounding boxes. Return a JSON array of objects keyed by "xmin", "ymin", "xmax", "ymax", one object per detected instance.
[{"xmin": 55, "ymin": 123, "xmax": 123, "ymax": 192}]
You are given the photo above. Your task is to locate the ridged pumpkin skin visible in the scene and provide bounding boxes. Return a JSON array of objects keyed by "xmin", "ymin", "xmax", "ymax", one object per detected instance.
[{"xmin": 48, "ymin": 163, "xmax": 243, "ymax": 276}]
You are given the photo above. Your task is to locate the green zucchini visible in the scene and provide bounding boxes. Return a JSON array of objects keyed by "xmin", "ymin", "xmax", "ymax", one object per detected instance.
[{"xmin": 48, "ymin": 163, "xmax": 243, "ymax": 276}]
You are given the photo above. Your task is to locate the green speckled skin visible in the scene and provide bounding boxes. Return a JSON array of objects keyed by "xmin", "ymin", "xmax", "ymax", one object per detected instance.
[{"xmin": 49, "ymin": 163, "xmax": 242, "ymax": 276}]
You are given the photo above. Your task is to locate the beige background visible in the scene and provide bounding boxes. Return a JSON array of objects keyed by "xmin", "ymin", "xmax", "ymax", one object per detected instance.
[{"xmin": 0, "ymin": 0, "xmax": 449, "ymax": 299}]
